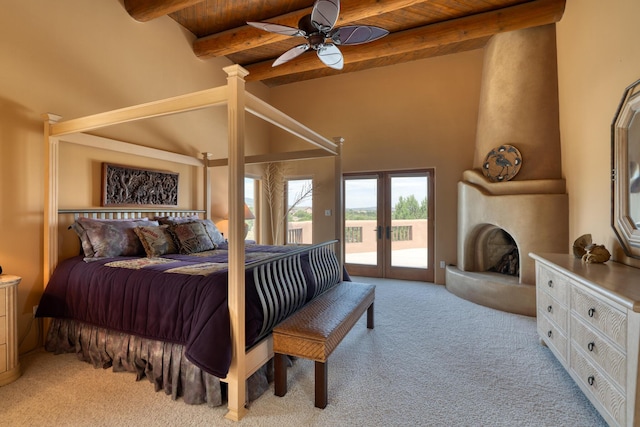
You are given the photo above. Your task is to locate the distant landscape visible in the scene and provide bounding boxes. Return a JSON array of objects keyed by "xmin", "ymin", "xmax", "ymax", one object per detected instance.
[
  {"xmin": 289, "ymin": 195, "xmax": 428, "ymax": 221},
  {"xmin": 344, "ymin": 207, "xmax": 377, "ymax": 220}
]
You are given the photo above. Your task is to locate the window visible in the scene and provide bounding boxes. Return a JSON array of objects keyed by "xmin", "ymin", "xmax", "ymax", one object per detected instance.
[
  {"xmin": 245, "ymin": 177, "xmax": 257, "ymax": 242},
  {"xmin": 286, "ymin": 178, "xmax": 313, "ymax": 244}
]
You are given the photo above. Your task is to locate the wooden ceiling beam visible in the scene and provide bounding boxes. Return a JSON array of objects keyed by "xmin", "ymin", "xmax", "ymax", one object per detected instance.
[
  {"xmin": 193, "ymin": 0, "xmax": 431, "ymax": 59},
  {"xmin": 261, "ymin": 38, "xmax": 491, "ymax": 87},
  {"xmin": 244, "ymin": 0, "xmax": 565, "ymax": 82},
  {"xmin": 124, "ymin": 0, "xmax": 205, "ymax": 22}
]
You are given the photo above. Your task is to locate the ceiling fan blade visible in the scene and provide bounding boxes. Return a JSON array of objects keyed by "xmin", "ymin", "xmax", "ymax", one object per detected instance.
[
  {"xmin": 273, "ymin": 44, "xmax": 310, "ymax": 67},
  {"xmin": 247, "ymin": 21, "xmax": 305, "ymax": 37},
  {"xmin": 311, "ymin": 0, "xmax": 340, "ymax": 32},
  {"xmin": 331, "ymin": 25, "xmax": 389, "ymax": 45},
  {"xmin": 317, "ymin": 43, "xmax": 343, "ymax": 70}
]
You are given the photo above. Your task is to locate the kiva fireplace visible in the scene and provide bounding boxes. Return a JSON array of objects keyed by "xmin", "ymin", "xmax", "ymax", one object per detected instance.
[{"xmin": 445, "ymin": 24, "xmax": 569, "ymax": 317}]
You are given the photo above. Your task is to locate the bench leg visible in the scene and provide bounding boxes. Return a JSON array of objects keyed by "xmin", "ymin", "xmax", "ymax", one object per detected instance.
[
  {"xmin": 315, "ymin": 361, "xmax": 328, "ymax": 409},
  {"xmin": 367, "ymin": 301, "xmax": 374, "ymax": 329},
  {"xmin": 274, "ymin": 353, "xmax": 288, "ymax": 397}
]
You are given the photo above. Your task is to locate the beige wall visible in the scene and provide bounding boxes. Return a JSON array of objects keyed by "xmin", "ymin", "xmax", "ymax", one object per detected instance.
[
  {"xmin": 0, "ymin": 0, "xmax": 271, "ymax": 354},
  {"xmin": 556, "ymin": 0, "xmax": 640, "ymax": 269},
  {"xmin": 268, "ymin": 51, "xmax": 485, "ymax": 284}
]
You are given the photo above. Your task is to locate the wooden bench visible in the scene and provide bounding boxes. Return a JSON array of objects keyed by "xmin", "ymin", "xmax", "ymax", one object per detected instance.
[{"xmin": 272, "ymin": 281, "xmax": 375, "ymax": 408}]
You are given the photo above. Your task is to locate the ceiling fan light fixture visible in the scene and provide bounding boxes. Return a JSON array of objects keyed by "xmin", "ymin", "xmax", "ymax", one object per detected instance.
[{"xmin": 248, "ymin": 0, "xmax": 389, "ymax": 70}]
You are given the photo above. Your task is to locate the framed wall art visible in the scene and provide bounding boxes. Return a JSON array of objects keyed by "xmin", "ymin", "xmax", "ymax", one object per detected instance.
[{"xmin": 102, "ymin": 163, "xmax": 179, "ymax": 207}]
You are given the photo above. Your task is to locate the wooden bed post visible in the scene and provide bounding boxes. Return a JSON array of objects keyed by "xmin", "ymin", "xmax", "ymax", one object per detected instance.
[
  {"xmin": 224, "ymin": 64, "xmax": 249, "ymax": 422},
  {"xmin": 42, "ymin": 113, "xmax": 62, "ymax": 287},
  {"xmin": 333, "ymin": 137, "xmax": 344, "ymax": 270},
  {"xmin": 201, "ymin": 152, "xmax": 212, "ymax": 220}
]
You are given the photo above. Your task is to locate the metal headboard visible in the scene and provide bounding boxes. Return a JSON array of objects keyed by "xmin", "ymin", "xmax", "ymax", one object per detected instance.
[{"xmin": 59, "ymin": 208, "xmax": 205, "ymax": 220}]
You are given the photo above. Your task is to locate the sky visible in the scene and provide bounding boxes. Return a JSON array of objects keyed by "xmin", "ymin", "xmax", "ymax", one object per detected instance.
[
  {"xmin": 287, "ymin": 178, "xmax": 313, "ymax": 207},
  {"xmin": 252, "ymin": 176, "xmax": 429, "ymax": 210},
  {"xmin": 345, "ymin": 176, "xmax": 428, "ymax": 209}
]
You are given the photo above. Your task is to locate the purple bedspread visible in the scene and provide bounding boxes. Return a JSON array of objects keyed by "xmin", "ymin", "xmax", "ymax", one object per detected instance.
[{"xmin": 36, "ymin": 243, "xmax": 307, "ymax": 378}]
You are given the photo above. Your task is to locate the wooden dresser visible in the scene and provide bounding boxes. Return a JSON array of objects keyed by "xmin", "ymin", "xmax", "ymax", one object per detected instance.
[
  {"xmin": 531, "ymin": 253, "xmax": 640, "ymax": 426},
  {"xmin": 0, "ymin": 275, "xmax": 20, "ymax": 386}
]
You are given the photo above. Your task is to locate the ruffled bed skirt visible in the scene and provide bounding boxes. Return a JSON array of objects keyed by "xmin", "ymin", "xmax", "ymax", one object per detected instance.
[{"xmin": 44, "ymin": 318, "xmax": 272, "ymax": 407}]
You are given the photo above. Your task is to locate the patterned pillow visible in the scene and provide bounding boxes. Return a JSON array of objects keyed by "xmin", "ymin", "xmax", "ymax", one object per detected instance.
[
  {"xmin": 170, "ymin": 222, "xmax": 216, "ymax": 254},
  {"xmin": 201, "ymin": 219, "xmax": 226, "ymax": 246},
  {"xmin": 158, "ymin": 216, "xmax": 225, "ymax": 246},
  {"xmin": 156, "ymin": 215, "xmax": 199, "ymax": 225},
  {"xmin": 73, "ymin": 217, "xmax": 158, "ymax": 258},
  {"xmin": 69, "ymin": 221, "xmax": 97, "ymax": 258},
  {"xmin": 134, "ymin": 225, "xmax": 178, "ymax": 257}
]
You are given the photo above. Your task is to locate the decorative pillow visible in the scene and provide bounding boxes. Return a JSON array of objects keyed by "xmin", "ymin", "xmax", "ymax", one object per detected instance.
[
  {"xmin": 156, "ymin": 215, "xmax": 199, "ymax": 225},
  {"xmin": 201, "ymin": 219, "xmax": 226, "ymax": 246},
  {"xmin": 158, "ymin": 216, "xmax": 225, "ymax": 246},
  {"xmin": 134, "ymin": 225, "xmax": 178, "ymax": 257},
  {"xmin": 73, "ymin": 217, "xmax": 158, "ymax": 258},
  {"xmin": 69, "ymin": 221, "xmax": 97, "ymax": 258},
  {"xmin": 170, "ymin": 221, "xmax": 216, "ymax": 254}
]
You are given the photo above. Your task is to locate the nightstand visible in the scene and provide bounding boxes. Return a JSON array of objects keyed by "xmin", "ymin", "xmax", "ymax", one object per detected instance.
[{"xmin": 0, "ymin": 275, "xmax": 20, "ymax": 386}]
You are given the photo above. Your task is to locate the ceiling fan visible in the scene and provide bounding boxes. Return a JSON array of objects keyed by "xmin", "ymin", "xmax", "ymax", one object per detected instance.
[{"xmin": 247, "ymin": 0, "xmax": 389, "ymax": 70}]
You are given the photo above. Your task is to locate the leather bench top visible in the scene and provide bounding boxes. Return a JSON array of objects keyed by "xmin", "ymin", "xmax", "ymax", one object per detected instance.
[{"xmin": 272, "ymin": 281, "xmax": 375, "ymax": 361}]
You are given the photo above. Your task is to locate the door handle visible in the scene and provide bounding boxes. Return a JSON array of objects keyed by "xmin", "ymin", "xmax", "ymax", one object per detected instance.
[
  {"xmin": 386, "ymin": 226, "xmax": 391, "ymax": 240},
  {"xmin": 374, "ymin": 226, "xmax": 382, "ymax": 239}
]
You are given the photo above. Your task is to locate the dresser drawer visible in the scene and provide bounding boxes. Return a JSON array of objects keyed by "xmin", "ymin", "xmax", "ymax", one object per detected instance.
[
  {"xmin": 538, "ymin": 312, "xmax": 568, "ymax": 361},
  {"xmin": 572, "ymin": 287, "xmax": 627, "ymax": 349},
  {"xmin": 537, "ymin": 265, "xmax": 569, "ymax": 303},
  {"xmin": 571, "ymin": 315, "xmax": 626, "ymax": 389},
  {"xmin": 538, "ymin": 290, "xmax": 568, "ymax": 332},
  {"xmin": 571, "ymin": 347, "xmax": 626, "ymax": 426}
]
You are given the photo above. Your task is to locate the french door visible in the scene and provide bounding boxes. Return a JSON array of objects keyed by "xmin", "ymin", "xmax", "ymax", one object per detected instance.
[{"xmin": 344, "ymin": 170, "xmax": 434, "ymax": 282}]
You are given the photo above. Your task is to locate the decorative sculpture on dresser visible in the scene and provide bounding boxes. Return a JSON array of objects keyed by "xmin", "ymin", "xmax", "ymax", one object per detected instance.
[
  {"xmin": 581, "ymin": 243, "xmax": 611, "ymax": 263},
  {"xmin": 572, "ymin": 233, "xmax": 592, "ymax": 258},
  {"xmin": 572, "ymin": 233, "xmax": 610, "ymax": 263}
]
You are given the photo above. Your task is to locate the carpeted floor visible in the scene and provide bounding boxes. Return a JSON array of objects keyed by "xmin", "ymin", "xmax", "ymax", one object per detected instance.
[{"xmin": 1, "ymin": 277, "xmax": 606, "ymax": 426}]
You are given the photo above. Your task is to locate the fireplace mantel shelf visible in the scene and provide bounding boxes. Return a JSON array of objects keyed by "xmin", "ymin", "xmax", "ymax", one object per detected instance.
[{"xmin": 463, "ymin": 170, "xmax": 566, "ymax": 196}]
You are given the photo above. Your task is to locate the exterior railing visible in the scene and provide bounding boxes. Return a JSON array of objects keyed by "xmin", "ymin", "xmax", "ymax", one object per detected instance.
[
  {"xmin": 287, "ymin": 228, "xmax": 303, "ymax": 244},
  {"xmin": 288, "ymin": 219, "xmax": 428, "ymax": 252}
]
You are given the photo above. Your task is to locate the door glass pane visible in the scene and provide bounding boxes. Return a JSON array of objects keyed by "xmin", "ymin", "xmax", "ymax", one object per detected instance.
[
  {"xmin": 391, "ymin": 175, "xmax": 429, "ymax": 268},
  {"xmin": 345, "ymin": 178, "xmax": 378, "ymax": 265},
  {"xmin": 244, "ymin": 177, "xmax": 256, "ymax": 241},
  {"xmin": 286, "ymin": 179, "xmax": 313, "ymax": 244}
]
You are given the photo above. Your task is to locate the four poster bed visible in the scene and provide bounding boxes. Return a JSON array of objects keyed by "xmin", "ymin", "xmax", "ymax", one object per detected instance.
[{"xmin": 38, "ymin": 65, "xmax": 344, "ymax": 421}]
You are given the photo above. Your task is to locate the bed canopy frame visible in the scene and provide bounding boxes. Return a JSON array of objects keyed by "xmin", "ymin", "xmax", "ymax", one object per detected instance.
[{"xmin": 42, "ymin": 64, "xmax": 343, "ymax": 421}]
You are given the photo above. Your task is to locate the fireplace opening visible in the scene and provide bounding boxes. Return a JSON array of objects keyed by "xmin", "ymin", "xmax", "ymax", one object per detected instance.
[{"xmin": 481, "ymin": 228, "xmax": 519, "ymax": 277}]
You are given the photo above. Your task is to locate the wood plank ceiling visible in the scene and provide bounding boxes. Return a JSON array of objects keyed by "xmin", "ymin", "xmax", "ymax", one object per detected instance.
[{"xmin": 123, "ymin": 0, "xmax": 566, "ymax": 87}]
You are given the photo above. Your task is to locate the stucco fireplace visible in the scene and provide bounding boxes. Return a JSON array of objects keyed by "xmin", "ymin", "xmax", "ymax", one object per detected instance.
[{"xmin": 445, "ymin": 24, "xmax": 569, "ymax": 317}]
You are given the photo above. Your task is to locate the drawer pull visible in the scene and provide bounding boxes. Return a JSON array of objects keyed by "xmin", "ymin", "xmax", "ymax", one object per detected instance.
[
  {"xmin": 547, "ymin": 280, "xmax": 553, "ymax": 288},
  {"xmin": 587, "ymin": 375, "xmax": 595, "ymax": 386},
  {"xmin": 547, "ymin": 330, "xmax": 553, "ymax": 338},
  {"xmin": 547, "ymin": 305, "xmax": 553, "ymax": 313},
  {"xmin": 588, "ymin": 308, "xmax": 596, "ymax": 318},
  {"xmin": 587, "ymin": 342, "xmax": 595, "ymax": 352}
]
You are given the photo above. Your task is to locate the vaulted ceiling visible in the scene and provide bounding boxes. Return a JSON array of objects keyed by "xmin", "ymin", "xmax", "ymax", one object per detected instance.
[{"xmin": 123, "ymin": 0, "xmax": 566, "ymax": 87}]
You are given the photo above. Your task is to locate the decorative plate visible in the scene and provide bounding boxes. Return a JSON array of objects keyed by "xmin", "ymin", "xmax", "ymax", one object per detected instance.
[{"xmin": 482, "ymin": 145, "xmax": 522, "ymax": 182}]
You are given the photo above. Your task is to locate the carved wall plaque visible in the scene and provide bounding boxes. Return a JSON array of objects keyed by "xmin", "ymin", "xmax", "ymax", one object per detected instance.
[{"xmin": 102, "ymin": 163, "xmax": 179, "ymax": 207}]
